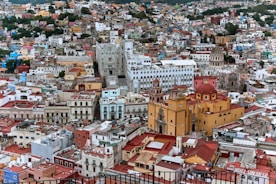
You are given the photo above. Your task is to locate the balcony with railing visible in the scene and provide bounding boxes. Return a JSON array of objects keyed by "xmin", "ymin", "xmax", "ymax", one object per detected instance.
[{"xmin": 6, "ymin": 170, "xmax": 276, "ymax": 184}]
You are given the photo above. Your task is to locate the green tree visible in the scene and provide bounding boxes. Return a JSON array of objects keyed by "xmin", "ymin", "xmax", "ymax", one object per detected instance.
[
  {"xmin": 58, "ymin": 70, "xmax": 65, "ymax": 78},
  {"xmin": 6, "ymin": 60, "xmax": 16, "ymax": 73},
  {"xmin": 225, "ymin": 22, "xmax": 239, "ymax": 35},
  {"xmin": 22, "ymin": 60, "xmax": 30, "ymax": 66},
  {"xmin": 26, "ymin": 9, "xmax": 35, "ymax": 14},
  {"xmin": 0, "ymin": 49, "xmax": 10, "ymax": 58},
  {"xmin": 264, "ymin": 31, "xmax": 272, "ymax": 37},
  {"xmin": 265, "ymin": 15, "xmax": 274, "ymax": 25},
  {"xmin": 242, "ymin": 84, "xmax": 247, "ymax": 92},
  {"xmin": 202, "ymin": 7, "xmax": 229, "ymax": 16},
  {"xmin": 224, "ymin": 55, "xmax": 236, "ymax": 64},
  {"xmin": 48, "ymin": 5, "xmax": 55, "ymax": 14},
  {"xmin": 81, "ymin": 7, "xmax": 91, "ymax": 15},
  {"xmin": 203, "ymin": 36, "xmax": 208, "ymax": 43},
  {"xmin": 259, "ymin": 60, "xmax": 265, "ymax": 68},
  {"xmin": 210, "ymin": 35, "xmax": 216, "ymax": 44},
  {"xmin": 80, "ymin": 33, "xmax": 91, "ymax": 39},
  {"xmin": 33, "ymin": 27, "xmax": 42, "ymax": 33}
]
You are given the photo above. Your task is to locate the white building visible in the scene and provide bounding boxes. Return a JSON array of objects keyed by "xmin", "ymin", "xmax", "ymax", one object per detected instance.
[
  {"xmin": 8, "ymin": 120, "xmax": 46, "ymax": 146},
  {"xmin": 124, "ymin": 92, "xmax": 149, "ymax": 118},
  {"xmin": 126, "ymin": 57, "xmax": 196, "ymax": 93},
  {"xmin": 255, "ymin": 69, "xmax": 268, "ymax": 81},
  {"xmin": 28, "ymin": 65, "xmax": 66, "ymax": 77},
  {"xmin": 31, "ymin": 129, "xmax": 73, "ymax": 162},
  {"xmin": 190, "ymin": 53, "xmax": 210, "ymax": 62},
  {"xmin": 82, "ymin": 146, "xmax": 114, "ymax": 177},
  {"xmin": 67, "ymin": 93, "xmax": 98, "ymax": 121},
  {"xmin": 95, "ymin": 22, "xmax": 110, "ymax": 32}
]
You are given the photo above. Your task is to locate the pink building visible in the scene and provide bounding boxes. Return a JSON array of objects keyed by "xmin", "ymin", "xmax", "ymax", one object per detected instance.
[
  {"xmin": 27, "ymin": 163, "xmax": 56, "ymax": 181},
  {"xmin": 194, "ymin": 76, "xmax": 217, "ymax": 90}
]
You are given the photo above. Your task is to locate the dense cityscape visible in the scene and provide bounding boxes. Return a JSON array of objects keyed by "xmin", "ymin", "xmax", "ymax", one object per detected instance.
[{"xmin": 0, "ymin": 0, "xmax": 275, "ymax": 183}]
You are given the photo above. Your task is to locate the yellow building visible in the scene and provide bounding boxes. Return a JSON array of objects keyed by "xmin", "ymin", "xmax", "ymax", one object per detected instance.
[
  {"xmin": 148, "ymin": 79, "xmax": 244, "ymax": 136},
  {"xmin": 37, "ymin": 10, "xmax": 50, "ymax": 17},
  {"xmin": 71, "ymin": 26, "xmax": 82, "ymax": 34},
  {"xmin": 75, "ymin": 80, "xmax": 102, "ymax": 93},
  {"xmin": 215, "ymin": 35, "xmax": 236, "ymax": 46}
]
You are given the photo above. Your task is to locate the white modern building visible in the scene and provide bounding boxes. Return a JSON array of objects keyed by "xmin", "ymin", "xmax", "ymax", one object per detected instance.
[
  {"xmin": 31, "ymin": 129, "xmax": 73, "ymax": 162},
  {"xmin": 126, "ymin": 57, "xmax": 196, "ymax": 93}
]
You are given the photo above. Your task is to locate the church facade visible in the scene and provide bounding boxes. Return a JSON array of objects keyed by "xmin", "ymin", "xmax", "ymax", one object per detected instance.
[{"xmin": 148, "ymin": 78, "xmax": 244, "ymax": 136}]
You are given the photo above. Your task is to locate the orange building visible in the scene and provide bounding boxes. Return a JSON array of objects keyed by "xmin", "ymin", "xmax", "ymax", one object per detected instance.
[{"xmin": 148, "ymin": 79, "xmax": 244, "ymax": 136}]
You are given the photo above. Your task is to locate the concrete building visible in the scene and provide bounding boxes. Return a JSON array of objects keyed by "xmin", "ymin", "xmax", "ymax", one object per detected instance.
[
  {"xmin": 99, "ymin": 88, "xmax": 124, "ymax": 121},
  {"xmin": 124, "ymin": 92, "xmax": 149, "ymax": 119},
  {"xmin": 54, "ymin": 146, "xmax": 82, "ymax": 174},
  {"xmin": 43, "ymin": 92, "xmax": 73, "ymax": 124},
  {"xmin": 82, "ymin": 146, "xmax": 114, "ymax": 177},
  {"xmin": 56, "ymin": 56, "xmax": 93, "ymax": 67},
  {"xmin": 91, "ymin": 120, "xmax": 143, "ymax": 165},
  {"xmin": 67, "ymin": 93, "xmax": 98, "ymax": 121},
  {"xmin": 44, "ymin": 103, "xmax": 70, "ymax": 124},
  {"xmin": 126, "ymin": 57, "xmax": 196, "ymax": 93},
  {"xmin": 218, "ymin": 72, "xmax": 244, "ymax": 93},
  {"xmin": 8, "ymin": 120, "xmax": 46, "ymax": 146},
  {"xmin": 31, "ymin": 129, "xmax": 73, "ymax": 162},
  {"xmin": 96, "ymin": 43, "xmax": 122, "ymax": 77},
  {"xmin": 209, "ymin": 47, "xmax": 224, "ymax": 67},
  {"xmin": 28, "ymin": 65, "xmax": 66, "ymax": 78}
]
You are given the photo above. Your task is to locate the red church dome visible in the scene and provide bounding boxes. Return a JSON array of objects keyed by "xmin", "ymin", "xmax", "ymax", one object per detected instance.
[{"xmin": 196, "ymin": 83, "xmax": 216, "ymax": 94}]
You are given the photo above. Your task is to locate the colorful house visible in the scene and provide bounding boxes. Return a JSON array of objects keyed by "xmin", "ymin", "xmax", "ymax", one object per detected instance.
[{"xmin": 3, "ymin": 166, "xmax": 28, "ymax": 183}]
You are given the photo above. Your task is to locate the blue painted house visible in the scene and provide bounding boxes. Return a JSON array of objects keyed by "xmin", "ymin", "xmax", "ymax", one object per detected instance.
[
  {"xmin": 3, "ymin": 167, "xmax": 20, "ymax": 183},
  {"xmin": 99, "ymin": 88, "xmax": 125, "ymax": 120},
  {"xmin": 19, "ymin": 71, "xmax": 27, "ymax": 83},
  {"xmin": 2, "ymin": 51, "xmax": 22, "ymax": 69}
]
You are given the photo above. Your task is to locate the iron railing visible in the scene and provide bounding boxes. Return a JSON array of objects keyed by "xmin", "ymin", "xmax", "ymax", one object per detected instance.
[{"xmin": 4, "ymin": 170, "xmax": 273, "ymax": 184}]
